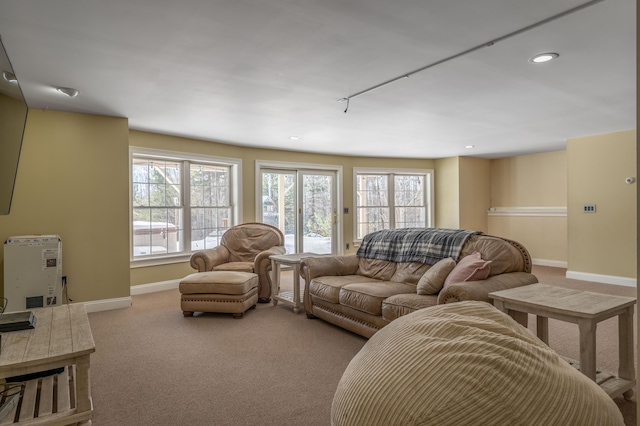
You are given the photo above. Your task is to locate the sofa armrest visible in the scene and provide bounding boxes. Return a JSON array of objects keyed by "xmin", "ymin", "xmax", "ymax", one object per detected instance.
[
  {"xmin": 189, "ymin": 246, "xmax": 230, "ymax": 272},
  {"xmin": 300, "ymin": 254, "xmax": 360, "ymax": 281},
  {"xmin": 437, "ymin": 272, "xmax": 539, "ymax": 305},
  {"xmin": 301, "ymin": 255, "xmax": 360, "ymax": 313}
]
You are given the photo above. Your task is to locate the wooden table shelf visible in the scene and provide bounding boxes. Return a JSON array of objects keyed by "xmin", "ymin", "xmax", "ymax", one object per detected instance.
[{"xmin": 0, "ymin": 366, "xmax": 78, "ymax": 425}]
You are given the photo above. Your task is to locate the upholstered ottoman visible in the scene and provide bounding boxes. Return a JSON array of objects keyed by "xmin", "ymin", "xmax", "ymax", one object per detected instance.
[{"xmin": 179, "ymin": 271, "xmax": 259, "ymax": 318}]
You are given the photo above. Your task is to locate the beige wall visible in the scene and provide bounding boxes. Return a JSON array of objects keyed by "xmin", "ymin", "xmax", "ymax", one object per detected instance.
[
  {"xmin": 488, "ymin": 216, "xmax": 568, "ymax": 263},
  {"xmin": 434, "ymin": 157, "xmax": 460, "ymax": 228},
  {"xmin": 459, "ymin": 157, "xmax": 490, "ymax": 233},
  {"xmin": 433, "ymin": 156, "xmax": 490, "ymax": 232},
  {"xmin": 130, "ymin": 130, "xmax": 435, "ymax": 286},
  {"xmin": 488, "ymin": 151, "xmax": 568, "ymax": 264},
  {"xmin": 0, "ymin": 110, "xmax": 131, "ymax": 303},
  {"xmin": 488, "ymin": 131, "xmax": 637, "ymax": 282},
  {"xmin": 567, "ymin": 130, "xmax": 636, "ymax": 278},
  {"xmin": 491, "ymin": 151, "xmax": 567, "ymax": 206}
]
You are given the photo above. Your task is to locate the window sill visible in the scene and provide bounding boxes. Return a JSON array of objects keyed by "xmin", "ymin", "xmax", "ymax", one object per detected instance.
[{"xmin": 130, "ymin": 254, "xmax": 191, "ymax": 268}]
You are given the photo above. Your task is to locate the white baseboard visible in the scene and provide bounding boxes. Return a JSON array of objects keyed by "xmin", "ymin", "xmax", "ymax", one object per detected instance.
[
  {"xmin": 82, "ymin": 297, "xmax": 132, "ymax": 313},
  {"xmin": 79, "ymin": 280, "xmax": 180, "ymax": 314},
  {"xmin": 532, "ymin": 259, "xmax": 568, "ymax": 268},
  {"xmin": 131, "ymin": 279, "xmax": 180, "ymax": 295},
  {"xmin": 566, "ymin": 270, "xmax": 637, "ymax": 288}
]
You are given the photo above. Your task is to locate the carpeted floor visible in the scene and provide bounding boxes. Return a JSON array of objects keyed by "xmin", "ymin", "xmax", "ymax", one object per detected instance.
[{"xmin": 87, "ymin": 265, "xmax": 636, "ymax": 425}]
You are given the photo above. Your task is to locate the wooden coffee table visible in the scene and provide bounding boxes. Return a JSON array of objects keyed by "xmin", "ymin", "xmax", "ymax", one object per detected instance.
[
  {"xmin": 0, "ymin": 304, "xmax": 95, "ymax": 425},
  {"xmin": 489, "ymin": 283, "xmax": 636, "ymax": 400}
]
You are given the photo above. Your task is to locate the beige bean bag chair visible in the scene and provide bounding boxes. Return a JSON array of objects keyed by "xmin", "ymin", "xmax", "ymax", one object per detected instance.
[{"xmin": 332, "ymin": 301, "xmax": 623, "ymax": 426}]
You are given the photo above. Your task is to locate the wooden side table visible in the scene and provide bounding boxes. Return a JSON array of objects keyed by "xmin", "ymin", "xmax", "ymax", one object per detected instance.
[
  {"xmin": 489, "ymin": 283, "xmax": 636, "ymax": 400},
  {"xmin": 270, "ymin": 253, "xmax": 320, "ymax": 314},
  {"xmin": 0, "ymin": 304, "xmax": 95, "ymax": 425}
]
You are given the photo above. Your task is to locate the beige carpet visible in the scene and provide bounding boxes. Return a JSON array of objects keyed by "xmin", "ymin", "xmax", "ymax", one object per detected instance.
[{"xmin": 87, "ymin": 265, "xmax": 636, "ymax": 425}]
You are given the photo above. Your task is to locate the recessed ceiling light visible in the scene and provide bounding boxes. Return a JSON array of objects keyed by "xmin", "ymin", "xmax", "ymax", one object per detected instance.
[
  {"xmin": 56, "ymin": 87, "xmax": 79, "ymax": 98},
  {"xmin": 2, "ymin": 71, "xmax": 17, "ymax": 83},
  {"xmin": 289, "ymin": 136, "xmax": 301, "ymax": 140},
  {"xmin": 465, "ymin": 145, "xmax": 475, "ymax": 149},
  {"xmin": 529, "ymin": 53, "xmax": 559, "ymax": 63}
]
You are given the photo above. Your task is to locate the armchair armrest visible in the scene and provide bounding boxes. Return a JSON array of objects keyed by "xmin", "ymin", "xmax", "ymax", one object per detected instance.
[
  {"xmin": 437, "ymin": 272, "xmax": 538, "ymax": 305},
  {"xmin": 189, "ymin": 246, "xmax": 230, "ymax": 272},
  {"xmin": 254, "ymin": 245, "xmax": 287, "ymax": 270},
  {"xmin": 254, "ymin": 245, "xmax": 287, "ymax": 299}
]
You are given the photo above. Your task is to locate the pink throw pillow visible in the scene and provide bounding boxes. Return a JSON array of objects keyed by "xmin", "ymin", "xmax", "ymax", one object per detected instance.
[{"xmin": 443, "ymin": 252, "xmax": 492, "ymax": 289}]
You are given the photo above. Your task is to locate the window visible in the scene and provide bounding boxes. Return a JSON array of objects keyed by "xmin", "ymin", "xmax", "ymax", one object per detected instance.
[
  {"xmin": 130, "ymin": 147, "xmax": 241, "ymax": 263},
  {"xmin": 354, "ymin": 168, "xmax": 433, "ymax": 241}
]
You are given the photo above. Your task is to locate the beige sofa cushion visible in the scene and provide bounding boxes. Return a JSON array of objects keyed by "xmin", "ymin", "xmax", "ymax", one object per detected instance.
[
  {"xmin": 416, "ymin": 257, "xmax": 456, "ymax": 295},
  {"xmin": 309, "ymin": 275, "xmax": 381, "ymax": 304},
  {"xmin": 340, "ymin": 282, "xmax": 416, "ymax": 316},
  {"xmin": 357, "ymin": 258, "xmax": 397, "ymax": 281},
  {"xmin": 389, "ymin": 262, "xmax": 430, "ymax": 285}
]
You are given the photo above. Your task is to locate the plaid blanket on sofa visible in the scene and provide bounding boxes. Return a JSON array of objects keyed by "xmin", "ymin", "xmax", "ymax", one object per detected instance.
[{"xmin": 356, "ymin": 228, "xmax": 481, "ymax": 264}]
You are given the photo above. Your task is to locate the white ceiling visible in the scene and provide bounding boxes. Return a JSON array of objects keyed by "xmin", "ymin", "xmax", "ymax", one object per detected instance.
[{"xmin": 0, "ymin": 0, "xmax": 635, "ymax": 159}]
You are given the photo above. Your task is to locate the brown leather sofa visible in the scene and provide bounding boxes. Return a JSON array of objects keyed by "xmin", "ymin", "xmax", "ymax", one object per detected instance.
[
  {"xmin": 189, "ymin": 223, "xmax": 286, "ymax": 302},
  {"xmin": 300, "ymin": 230, "xmax": 538, "ymax": 338}
]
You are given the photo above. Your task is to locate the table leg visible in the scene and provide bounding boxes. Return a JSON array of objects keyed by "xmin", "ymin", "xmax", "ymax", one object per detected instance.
[
  {"xmin": 492, "ymin": 299, "xmax": 505, "ymax": 313},
  {"xmin": 292, "ymin": 265, "xmax": 300, "ymax": 314},
  {"xmin": 536, "ymin": 316, "xmax": 549, "ymax": 345},
  {"xmin": 491, "ymin": 300, "xmax": 527, "ymax": 327},
  {"xmin": 578, "ymin": 319, "xmax": 597, "ymax": 381},
  {"xmin": 271, "ymin": 260, "xmax": 281, "ymax": 306},
  {"xmin": 76, "ymin": 355, "xmax": 93, "ymax": 424},
  {"xmin": 618, "ymin": 307, "xmax": 635, "ymax": 381}
]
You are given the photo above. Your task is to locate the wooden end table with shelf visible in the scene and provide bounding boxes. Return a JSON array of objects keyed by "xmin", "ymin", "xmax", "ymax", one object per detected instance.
[
  {"xmin": 489, "ymin": 283, "xmax": 636, "ymax": 400},
  {"xmin": 270, "ymin": 253, "xmax": 322, "ymax": 314},
  {"xmin": 0, "ymin": 304, "xmax": 95, "ymax": 425}
]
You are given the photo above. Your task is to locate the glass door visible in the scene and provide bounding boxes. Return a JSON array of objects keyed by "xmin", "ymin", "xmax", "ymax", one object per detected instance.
[
  {"xmin": 261, "ymin": 169, "xmax": 296, "ymax": 253},
  {"xmin": 260, "ymin": 168, "xmax": 336, "ymax": 254},
  {"xmin": 300, "ymin": 171, "xmax": 335, "ymax": 254}
]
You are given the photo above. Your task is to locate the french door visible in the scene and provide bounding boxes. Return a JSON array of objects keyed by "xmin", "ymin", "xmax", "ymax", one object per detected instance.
[{"xmin": 259, "ymin": 167, "xmax": 337, "ymax": 255}]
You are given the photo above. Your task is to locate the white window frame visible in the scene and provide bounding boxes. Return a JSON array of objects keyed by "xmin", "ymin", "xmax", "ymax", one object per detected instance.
[
  {"xmin": 353, "ymin": 167, "xmax": 434, "ymax": 244},
  {"xmin": 130, "ymin": 147, "xmax": 242, "ymax": 267}
]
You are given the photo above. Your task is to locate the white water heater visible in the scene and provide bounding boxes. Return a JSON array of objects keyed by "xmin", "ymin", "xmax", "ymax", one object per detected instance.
[{"xmin": 3, "ymin": 235, "xmax": 64, "ymax": 313}]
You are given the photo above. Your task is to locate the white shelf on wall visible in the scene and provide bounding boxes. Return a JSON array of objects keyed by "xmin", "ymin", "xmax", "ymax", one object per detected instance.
[{"xmin": 487, "ymin": 207, "xmax": 567, "ymax": 217}]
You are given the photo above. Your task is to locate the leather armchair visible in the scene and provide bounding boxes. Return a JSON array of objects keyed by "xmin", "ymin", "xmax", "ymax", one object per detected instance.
[{"xmin": 190, "ymin": 222, "xmax": 286, "ymax": 303}]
